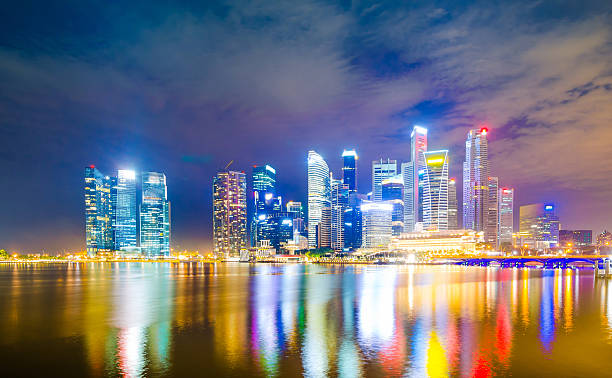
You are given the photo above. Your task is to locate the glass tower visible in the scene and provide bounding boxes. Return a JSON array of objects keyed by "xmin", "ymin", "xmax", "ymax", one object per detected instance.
[
  {"xmin": 213, "ymin": 170, "xmax": 247, "ymax": 257},
  {"xmin": 307, "ymin": 151, "xmax": 331, "ymax": 248},
  {"xmin": 372, "ymin": 158, "xmax": 397, "ymax": 202},
  {"xmin": 115, "ymin": 169, "xmax": 138, "ymax": 251},
  {"xmin": 360, "ymin": 201, "xmax": 393, "ymax": 248},
  {"xmin": 411, "ymin": 126, "xmax": 428, "ymax": 224},
  {"xmin": 486, "ymin": 177, "xmax": 499, "ymax": 245},
  {"xmin": 140, "ymin": 172, "xmax": 170, "ymax": 257},
  {"xmin": 401, "ymin": 161, "xmax": 415, "ymax": 232},
  {"xmin": 381, "ymin": 175, "xmax": 404, "ymax": 236},
  {"xmin": 422, "ymin": 150, "xmax": 449, "ymax": 231},
  {"xmin": 84, "ymin": 166, "xmax": 114, "ymax": 256},
  {"xmin": 251, "ymin": 165, "xmax": 278, "ymax": 247},
  {"xmin": 342, "ymin": 149, "xmax": 358, "ymax": 193},
  {"xmin": 463, "ymin": 128, "xmax": 489, "ymax": 232},
  {"xmin": 498, "ymin": 187, "xmax": 514, "ymax": 246},
  {"xmin": 448, "ymin": 178, "xmax": 458, "ymax": 230}
]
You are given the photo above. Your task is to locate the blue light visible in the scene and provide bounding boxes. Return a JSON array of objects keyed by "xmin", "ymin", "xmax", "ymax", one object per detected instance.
[{"xmin": 545, "ymin": 205, "xmax": 553, "ymax": 211}]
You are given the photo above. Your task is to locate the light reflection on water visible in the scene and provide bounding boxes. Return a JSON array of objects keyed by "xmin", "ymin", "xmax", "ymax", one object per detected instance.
[{"xmin": 1, "ymin": 263, "xmax": 612, "ymax": 377}]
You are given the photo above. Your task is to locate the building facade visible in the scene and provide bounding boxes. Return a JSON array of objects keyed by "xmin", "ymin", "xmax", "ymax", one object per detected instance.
[
  {"xmin": 498, "ymin": 187, "xmax": 514, "ymax": 247},
  {"xmin": 486, "ymin": 177, "xmax": 499, "ymax": 245},
  {"xmin": 422, "ymin": 150, "xmax": 449, "ymax": 231},
  {"xmin": 307, "ymin": 151, "xmax": 331, "ymax": 248},
  {"xmin": 381, "ymin": 175, "xmax": 404, "ymax": 236},
  {"xmin": 115, "ymin": 169, "xmax": 138, "ymax": 251},
  {"xmin": 342, "ymin": 149, "xmax": 358, "ymax": 193},
  {"xmin": 411, "ymin": 126, "xmax": 428, "ymax": 225},
  {"xmin": 84, "ymin": 166, "xmax": 115, "ymax": 256},
  {"xmin": 372, "ymin": 158, "xmax": 397, "ymax": 202},
  {"xmin": 448, "ymin": 178, "xmax": 458, "ymax": 230},
  {"xmin": 463, "ymin": 128, "xmax": 489, "ymax": 233},
  {"xmin": 139, "ymin": 172, "xmax": 170, "ymax": 257},
  {"xmin": 360, "ymin": 201, "xmax": 393, "ymax": 248},
  {"xmin": 213, "ymin": 170, "xmax": 247, "ymax": 257},
  {"xmin": 519, "ymin": 203, "xmax": 560, "ymax": 249}
]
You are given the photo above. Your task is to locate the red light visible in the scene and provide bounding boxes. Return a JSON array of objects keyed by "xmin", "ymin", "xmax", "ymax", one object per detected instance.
[
  {"xmin": 480, "ymin": 127, "xmax": 488, "ymax": 135},
  {"xmin": 89, "ymin": 165, "xmax": 95, "ymax": 169}
]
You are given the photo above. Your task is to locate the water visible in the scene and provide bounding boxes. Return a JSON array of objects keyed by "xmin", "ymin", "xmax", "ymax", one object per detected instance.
[{"xmin": 1, "ymin": 263, "xmax": 611, "ymax": 377}]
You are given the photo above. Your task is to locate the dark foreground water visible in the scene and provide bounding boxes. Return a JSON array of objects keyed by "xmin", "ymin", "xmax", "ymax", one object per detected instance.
[{"xmin": 0, "ymin": 263, "xmax": 611, "ymax": 377}]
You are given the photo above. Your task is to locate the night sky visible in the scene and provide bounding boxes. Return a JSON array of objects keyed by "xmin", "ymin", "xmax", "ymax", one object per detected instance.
[{"xmin": 1, "ymin": 1, "xmax": 611, "ymax": 253}]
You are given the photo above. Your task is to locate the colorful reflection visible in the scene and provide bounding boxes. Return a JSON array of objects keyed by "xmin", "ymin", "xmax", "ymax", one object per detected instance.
[{"xmin": 1, "ymin": 264, "xmax": 612, "ymax": 376}]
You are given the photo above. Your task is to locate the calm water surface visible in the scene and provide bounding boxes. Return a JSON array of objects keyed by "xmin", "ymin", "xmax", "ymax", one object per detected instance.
[{"xmin": 1, "ymin": 263, "xmax": 612, "ymax": 377}]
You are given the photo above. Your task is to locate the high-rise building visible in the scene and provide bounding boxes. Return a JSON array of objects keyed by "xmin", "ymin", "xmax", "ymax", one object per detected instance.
[
  {"xmin": 401, "ymin": 161, "xmax": 415, "ymax": 232},
  {"xmin": 342, "ymin": 149, "xmax": 358, "ymax": 193},
  {"xmin": 344, "ymin": 193, "xmax": 365, "ymax": 250},
  {"xmin": 381, "ymin": 175, "xmax": 404, "ymax": 236},
  {"xmin": 318, "ymin": 207, "xmax": 332, "ymax": 249},
  {"xmin": 498, "ymin": 187, "xmax": 514, "ymax": 247},
  {"xmin": 372, "ymin": 158, "xmax": 397, "ymax": 202},
  {"xmin": 559, "ymin": 230, "xmax": 592, "ymax": 248},
  {"xmin": 411, "ymin": 126, "xmax": 428, "ymax": 224},
  {"xmin": 139, "ymin": 172, "xmax": 170, "ymax": 257},
  {"xmin": 448, "ymin": 178, "xmax": 458, "ymax": 230},
  {"xmin": 286, "ymin": 201, "xmax": 305, "ymax": 234},
  {"xmin": 361, "ymin": 201, "xmax": 393, "ymax": 248},
  {"xmin": 307, "ymin": 151, "xmax": 331, "ymax": 248},
  {"xmin": 486, "ymin": 177, "xmax": 499, "ymax": 245},
  {"xmin": 519, "ymin": 203, "xmax": 560, "ymax": 249},
  {"xmin": 251, "ymin": 165, "xmax": 279, "ymax": 247},
  {"xmin": 115, "ymin": 169, "xmax": 138, "ymax": 251},
  {"xmin": 84, "ymin": 166, "xmax": 114, "ymax": 256},
  {"xmin": 331, "ymin": 179, "xmax": 349, "ymax": 251},
  {"xmin": 463, "ymin": 128, "xmax": 489, "ymax": 233},
  {"xmin": 213, "ymin": 170, "xmax": 247, "ymax": 257},
  {"xmin": 422, "ymin": 150, "xmax": 449, "ymax": 231}
]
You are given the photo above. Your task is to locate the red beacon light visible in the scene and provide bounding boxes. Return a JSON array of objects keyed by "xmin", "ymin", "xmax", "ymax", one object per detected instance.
[
  {"xmin": 480, "ymin": 127, "xmax": 488, "ymax": 135},
  {"xmin": 89, "ymin": 165, "xmax": 95, "ymax": 169}
]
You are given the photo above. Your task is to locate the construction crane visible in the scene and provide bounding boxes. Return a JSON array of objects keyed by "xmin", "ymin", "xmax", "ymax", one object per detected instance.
[{"xmin": 224, "ymin": 160, "xmax": 234, "ymax": 170}]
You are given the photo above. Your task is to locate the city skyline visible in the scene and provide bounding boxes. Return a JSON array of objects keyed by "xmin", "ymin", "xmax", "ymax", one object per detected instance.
[{"xmin": 2, "ymin": 1, "xmax": 611, "ymax": 253}]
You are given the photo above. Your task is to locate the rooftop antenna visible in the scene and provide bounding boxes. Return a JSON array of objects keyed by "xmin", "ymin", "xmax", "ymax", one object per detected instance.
[{"xmin": 224, "ymin": 160, "xmax": 234, "ymax": 170}]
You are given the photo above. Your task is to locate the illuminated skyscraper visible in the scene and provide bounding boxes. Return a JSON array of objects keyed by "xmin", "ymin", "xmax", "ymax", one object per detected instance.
[
  {"xmin": 411, "ymin": 126, "xmax": 428, "ymax": 224},
  {"xmin": 286, "ymin": 201, "xmax": 305, "ymax": 234},
  {"xmin": 519, "ymin": 203, "xmax": 560, "ymax": 249},
  {"xmin": 372, "ymin": 158, "xmax": 397, "ymax": 201},
  {"xmin": 84, "ymin": 166, "xmax": 114, "ymax": 256},
  {"xmin": 115, "ymin": 169, "xmax": 138, "ymax": 251},
  {"xmin": 213, "ymin": 170, "xmax": 247, "ymax": 257},
  {"xmin": 361, "ymin": 201, "xmax": 393, "ymax": 248},
  {"xmin": 342, "ymin": 149, "xmax": 358, "ymax": 193},
  {"xmin": 251, "ymin": 165, "xmax": 279, "ymax": 247},
  {"xmin": 401, "ymin": 161, "xmax": 415, "ymax": 232},
  {"xmin": 307, "ymin": 151, "xmax": 331, "ymax": 248},
  {"xmin": 498, "ymin": 187, "xmax": 514, "ymax": 246},
  {"xmin": 381, "ymin": 175, "xmax": 404, "ymax": 235},
  {"xmin": 448, "ymin": 178, "xmax": 458, "ymax": 230},
  {"xmin": 463, "ymin": 128, "xmax": 489, "ymax": 233},
  {"xmin": 486, "ymin": 177, "xmax": 499, "ymax": 245},
  {"xmin": 139, "ymin": 172, "xmax": 170, "ymax": 257},
  {"xmin": 422, "ymin": 150, "xmax": 449, "ymax": 231},
  {"xmin": 331, "ymin": 178, "xmax": 349, "ymax": 251}
]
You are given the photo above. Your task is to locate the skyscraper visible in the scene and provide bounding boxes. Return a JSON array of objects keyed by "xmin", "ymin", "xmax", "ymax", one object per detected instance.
[
  {"xmin": 115, "ymin": 169, "xmax": 138, "ymax": 251},
  {"xmin": 401, "ymin": 161, "xmax": 415, "ymax": 232},
  {"xmin": 342, "ymin": 149, "xmax": 358, "ymax": 193},
  {"xmin": 331, "ymin": 179, "xmax": 349, "ymax": 251},
  {"xmin": 411, "ymin": 126, "xmax": 428, "ymax": 224},
  {"xmin": 422, "ymin": 150, "xmax": 449, "ymax": 231},
  {"xmin": 463, "ymin": 128, "xmax": 489, "ymax": 233},
  {"xmin": 139, "ymin": 172, "xmax": 170, "ymax": 257},
  {"xmin": 372, "ymin": 158, "xmax": 397, "ymax": 202},
  {"xmin": 344, "ymin": 193, "xmax": 365, "ymax": 250},
  {"xmin": 251, "ymin": 165, "xmax": 279, "ymax": 247},
  {"xmin": 361, "ymin": 201, "xmax": 393, "ymax": 248},
  {"xmin": 307, "ymin": 151, "xmax": 331, "ymax": 248},
  {"xmin": 381, "ymin": 175, "xmax": 404, "ymax": 235},
  {"xmin": 519, "ymin": 203, "xmax": 560, "ymax": 249},
  {"xmin": 84, "ymin": 166, "xmax": 114, "ymax": 256},
  {"xmin": 498, "ymin": 187, "xmax": 514, "ymax": 246},
  {"xmin": 486, "ymin": 177, "xmax": 499, "ymax": 245},
  {"xmin": 286, "ymin": 201, "xmax": 305, "ymax": 234},
  {"xmin": 213, "ymin": 170, "xmax": 247, "ymax": 257},
  {"xmin": 448, "ymin": 178, "xmax": 458, "ymax": 230}
]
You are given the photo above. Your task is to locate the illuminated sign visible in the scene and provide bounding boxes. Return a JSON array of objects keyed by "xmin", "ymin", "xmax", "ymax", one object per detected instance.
[
  {"xmin": 545, "ymin": 205, "xmax": 553, "ymax": 211},
  {"xmin": 426, "ymin": 158, "xmax": 444, "ymax": 165}
]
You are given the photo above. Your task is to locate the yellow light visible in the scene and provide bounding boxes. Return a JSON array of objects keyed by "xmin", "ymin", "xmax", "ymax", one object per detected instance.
[{"xmin": 427, "ymin": 158, "xmax": 444, "ymax": 165}]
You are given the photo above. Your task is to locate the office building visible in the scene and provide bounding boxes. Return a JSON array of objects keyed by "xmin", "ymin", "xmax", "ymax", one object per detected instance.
[
  {"xmin": 84, "ymin": 166, "xmax": 114, "ymax": 256},
  {"xmin": 318, "ymin": 207, "xmax": 332, "ymax": 248},
  {"xmin": 372, "ymin": 158, "xmax": 397, "ymax": 202},
  {"xmin": 463, "ymin": 128, "xmax": 489, "ymax": 233},
  {"xmin": 213, "ymin": 170, "xmax": 247, "ymax": 257},
  {"xmin": 559, "ymin": 230, "xmax": 592, "ymax": 248},
  {"xmin": 342, "ymin": 149, "xmax": 358, "ymax": 193},
  {"xmin": 286, "ymin": 201, "xmax": 305, "ymax": 234},
  {"xmin": 486, "ymin": 177, "xmax": 499, "ymax": 245},
  {"xmin": 411, "ymin": 126, "xmax": 428, "ymax": 224},
  {"xmin": 344, "ymin": 193, "xmax": 365, "ymax": 250},
  {"xmin": 448, "ymin": 178, "xmax": 458, "ymax": 230},
  {"xmin": 115, "ymin": 169, "xmax": 138, "ymax": 251},
  {"xmin": 251, "ymin": 165, "xmax": 280, "ymax": 247},
  {"xmin": 519, "ymin": 203, "xmax": 560, "ymax": 249},
  {"xmin": 422, "ymin": 150, "xmax": 449, "ymax": 231},
  {"xmin": 331, "ymin": 179, "xmax": 349, "ymax": 251},
  {"xmin": 381, "ymin": 175, "xmax": 404, "ymax": 236},
  {"xmin": 307, "ymin": 151, "xmax": 331, "ymax": 248},
  {"xmin": 140, "ymin": 172, "xmax": 170, "ymax": 257},
  {"xmin": 401, "ymin": 161, "xmax": 415, "ymax": 232},
  {"xmin": 389, "ymin": 229, "xmax": 482, "ymax": 254},
  {"xmin": 361, "ymin": 201, "xmax": 393, "ymax": 248},
  {"xmin": 498, "ymin": 188, "xmax": 514, "ymax": 247}
]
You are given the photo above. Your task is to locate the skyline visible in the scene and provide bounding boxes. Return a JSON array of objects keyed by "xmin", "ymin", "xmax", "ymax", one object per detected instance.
[{"xmin": 1, "ymin": 0, "xmax": 612, "ymax": 253}]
